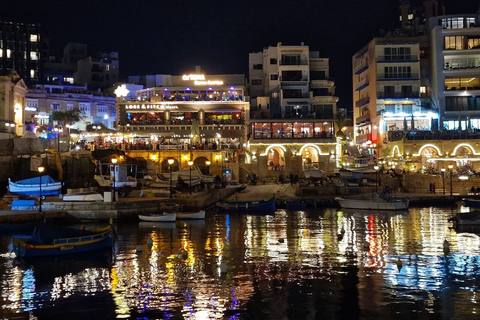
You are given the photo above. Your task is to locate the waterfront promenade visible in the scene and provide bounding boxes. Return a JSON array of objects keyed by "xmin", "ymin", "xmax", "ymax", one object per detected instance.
[{"xmin": 0, "ymin": 182, "xmax": 466, "ymax": 223}]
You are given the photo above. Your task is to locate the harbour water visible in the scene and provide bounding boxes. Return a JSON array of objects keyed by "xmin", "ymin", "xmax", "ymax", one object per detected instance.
[{"xmin": 1, "ymin": 206, "xmax": 479, "ymax": 320}]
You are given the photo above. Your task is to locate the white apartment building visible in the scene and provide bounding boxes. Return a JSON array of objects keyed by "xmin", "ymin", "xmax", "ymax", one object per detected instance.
[{"xmin": 429, "ymin": 13, "xmax": 480, "ymax": 131}]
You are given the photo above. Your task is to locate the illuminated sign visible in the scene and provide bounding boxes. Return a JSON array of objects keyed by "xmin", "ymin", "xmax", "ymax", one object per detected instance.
[
  {"xmin": 25, "ymin": 107, "xmax": 37, "ymax": 112},
  {"xmin": 125, "ymin": 104, "xmax": 179, "ymax": 110},
  {"xmin": 182, "ymin": 74, "xmax": 224, "ymax": 86},
  {"xmin": 114, "ymin": 84, "xmax": 130, "ymax": 97}
]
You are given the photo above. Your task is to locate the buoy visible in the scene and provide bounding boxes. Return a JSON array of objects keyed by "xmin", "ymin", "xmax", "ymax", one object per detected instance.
[
  {"xmin": 396, "ymin": 258, "xmax": 403, "ymax": 271},
  {"xmin": 443, "ymin": 239, "xmax": 451, "ymax": 255}
]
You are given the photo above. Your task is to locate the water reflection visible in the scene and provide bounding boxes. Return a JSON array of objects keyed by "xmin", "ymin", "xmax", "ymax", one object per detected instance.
[{"xmin": 0, "ymin": 207, "xmax": 480, "ymax": 319}]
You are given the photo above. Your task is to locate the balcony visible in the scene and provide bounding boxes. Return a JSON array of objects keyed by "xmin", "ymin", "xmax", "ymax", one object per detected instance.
[
  {"xmin": 377, "ymin": 92, "xmax": 420, "ymax": 99},
  {"xmin": 354, "ymin": 62, "xmax": 368, "ymax": 75},
  {"xmin": 279, "ymin": 59, "xmax": 308, "ymax": 66},
  {"xmin": 355, "ymin": 113, "xmax": 371, "ymax": 125},
  {"xmin": 376, "ymin": 55, "xmax": 420, "ymax": 62},
  {"xmin": 355, "ymin": 133, "xmax": 372, "ymax": 144},
  {"xmin": 355, "ymin": 79, "xmax": 369, "ymax": 91},
  {"xmin": 355, "ymin": 96, "xmax": 370, "ymax": 108},
  {"xmin": 377, "ymin": 73, "xmax": 420, "ymax": 81},
  {"xmin": 310, "ymin": 79, "xmax": 335, "ymax": 87}
]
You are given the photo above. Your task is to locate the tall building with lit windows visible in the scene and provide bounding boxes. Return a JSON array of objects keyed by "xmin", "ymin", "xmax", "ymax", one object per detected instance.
[{"xmin": 0, "ymin": 21, "xmax": 41, "ymax": 85}]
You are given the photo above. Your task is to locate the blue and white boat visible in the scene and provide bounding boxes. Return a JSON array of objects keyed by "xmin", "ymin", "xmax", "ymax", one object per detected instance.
[{"xmin": 8, "ymin": 175, "xmax": 62, "ymax": 196}]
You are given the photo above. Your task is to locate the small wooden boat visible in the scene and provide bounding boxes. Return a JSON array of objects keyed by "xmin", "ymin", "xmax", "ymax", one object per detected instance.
[
  {"xmin": 12, "ymin": 223, "xmax": 114, "ymax": 258},
  {"xmin": 335, "ymin": 193, "xmax": 409, "ymax": 210},
  {"xmin": 450, "ymin": 210, "xmax": 480, "ymax": 227},
  {"xmin": 62, "ymin": 191, "xmax": 103, "ymax": 202},
  {"xmin": 175, "ymin": 210, "xmax": 206, "ymax": 219},
  {"xmin": 8, "ymin": 175, "xmax": 62, "ymax": 197},
  {"xmin": 138, "ymin": 212, "xmax": 176, "ymax": 222},
  {"xmin": 216, "ymin": 196, "xmax": 276, "ymax": 212},
  {"xmin": 285, "ymin": 201, "xmax": 307, "ymax": 210}
]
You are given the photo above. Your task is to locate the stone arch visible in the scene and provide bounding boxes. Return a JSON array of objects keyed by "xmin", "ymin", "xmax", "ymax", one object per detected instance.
[
  {"xmin": 194, "ymin": 156, "xmax": 211, "ymax": 175},
  {"xmin": 414, "ymin": 144, "xmax": 442, "ymax": 157},
  {"xmin": 452, "ymin": 143, "xmax": 477, "ymax": 156},
  {"xmin": 161, "ymin": 157, "xmax": 179, "ymax": 172},
  {"xmin": 301, "ymin": 146, "xmax": 320, "ymax": 169},
  {"xmin": 266, "ymin": 146, "xmax": 285, "ymax": 171}
]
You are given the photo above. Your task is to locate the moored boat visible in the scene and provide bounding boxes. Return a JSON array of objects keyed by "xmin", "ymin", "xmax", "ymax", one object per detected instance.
[
  {"xmin": 62, "ymin": 191, "xmax": 103, "ymax": 202},
  {"xmin": 12, "ymin": 223, "xmax": 114, "ymax": 258},
  {"xmin": 335, "ymin": 193, "xmax": 409, "ymax": 210},
  {"xmin": 285, "ymin": 201, "xmax": 307, "ymax": 210},
  {"xmin": 138, "ymin": 212, "xmax": 176, "ymax": 222},
  {"xmin": 8, "ymin": 175, "xmax": 62, "ymax": 197},
  {"xmin": 175, "ymin": 210, "xmax": 206, "ymax": 219},
  {"xmin": 216, "ymin": 196, "xmax": 276, "ymax": 212},
  {"xmin": 462, "ymin": 198, "xmax": 480, "ymax": 208},
  {"xmin": 450, "ymin": 210, "xmax": 480, "ymax": 227}
]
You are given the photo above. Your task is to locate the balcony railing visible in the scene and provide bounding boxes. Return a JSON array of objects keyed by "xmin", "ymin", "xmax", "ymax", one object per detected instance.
[
  {"xmin": 387, "ymin": 130, "xmax": 480, "ymax": 142},
  {"xmin": 355, "ymin": 113, "xmax": 371, "ymax": 125},
  {"xmin": 355, "ymin": 79, "xmax": 369, "ymax": 91},
  {"xmin": 377, "ymin": 92, "xmax": 420, "ymax": 99},
  {"xmin": 377, "ymin": 73, "xmax": 419, "ymax": 80},
  {"xmin": 279, "ymin": 59, "xmax": 308, "ymax": 66},
  {"xmin": 377, "ymin": 55, "xmax": 420, "ymax": 62},
  {"xmin": 355, "ymin": 96, "xmax": 370, "ymax": 108}
]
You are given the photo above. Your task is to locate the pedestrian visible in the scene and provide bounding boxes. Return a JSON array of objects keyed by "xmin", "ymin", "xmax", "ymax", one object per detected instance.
[
  {"xmin": 279, "ymin": 174, "xmax": 284, "ymax": 185},
  {"xmin": 471, "ymin": 186, "xmax": 476, "ymax": 195},
  {"xmin": 429, "ymin": 182, "xmax": 433, "ymax": 194},
  {"xmin": 294, "ymin": 174, "xmax": 299, "ymax": 185},
  {"xmin": 432, "ymin": 182, "xmax": 436, "ymax": 194},
  {"xmin": 289, "ymin": 173, "xmax": 294, "ymax": 185}
]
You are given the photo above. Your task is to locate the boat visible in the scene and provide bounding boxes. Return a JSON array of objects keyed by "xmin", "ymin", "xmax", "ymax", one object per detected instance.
[
  {"xmin": 450, "ymin": 210, "xmax": 480, "ymax": 227},
  {"xmin": 62, "ymin": 191, "xmax": 104, "ymax": 202},
  {"xmin": 303, "ymin": 168, "xmax": 326, "ymax": 179},
  {"xmin": 335, "ymin": 192, "xmax": 410, "ymax": 210},
  {"xmin": 138, "ymin": 212, "xmax": 176, "ymax": 222},
  {"xmin": 8, "ymin": 175, "xmax": 62, "ymax": 197},
  {"xmin": 216, "ymin": 196, "xmax": 276, "ymax": 212},
  {"xmin": 285, "ymin": 201, "xmax": 307, "ymax": 210},
  {"xmin": 94, "ymin": 162, "xmax": 138, "ymax": 189},
  {"xmin": 462, "ymin": 198, "xmax": 480, "ymax": 208},
  {"xmin": 175, "ymin": 210, "xmax": 206, "ymax": 219},
  {"xmin": 12, "ymin": 223, "xmax": 114, "ymax": 258}
]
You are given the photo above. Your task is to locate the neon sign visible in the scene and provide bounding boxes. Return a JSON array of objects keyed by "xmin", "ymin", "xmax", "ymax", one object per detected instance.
[
  {"xmin": 182, "ymin": 74, "xmax": 224, "ymax": 86},
  {"xmin": 125, "ymin": 104, "xmax": 179, "ymax": 110},
  {"xmin": 182, "ymin": 74, "xmax": 205, "ymax": 81}
]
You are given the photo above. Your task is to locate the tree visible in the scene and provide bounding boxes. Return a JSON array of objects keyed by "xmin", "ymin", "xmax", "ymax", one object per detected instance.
[
  {"xmin": 51, "ymin": 109, "xmax": 82, "ymax": 127},
  {"xmin": 334, "ymin": 110, "xmax": 351, "ymax": 139}
]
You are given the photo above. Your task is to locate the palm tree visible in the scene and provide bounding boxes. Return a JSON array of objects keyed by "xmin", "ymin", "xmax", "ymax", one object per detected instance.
[
  {"xmin": 334, "ymin": 110, "xmax": 350, "ymax": 139},
  {"xmin": 51, "ymin": 109, "xmax": 82, "ymax": 128}
]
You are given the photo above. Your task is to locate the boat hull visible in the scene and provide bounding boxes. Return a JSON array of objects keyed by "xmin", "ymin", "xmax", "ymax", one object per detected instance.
[
  {"xmin": 285, "ymin": 202, "xmax": 307, "ymax": 210},
  {"xmin": 62, "ymin": 192, "xmax": 103, "ymax": 202},
  {"xmin": 335, "ymin": 197, "xmax": 409, "ymax": 210},
  {"xmin": 216, "ymin": 198, "xmax": 276, "ymax": 212},
  {"xmin": 138, "ymin": 213, "xmax": 176, "ymax": 222},
  {"xmin": 13, "ymin": 225, "xmax": 114, "ymax": 258},
  {"xmin": 176, "ymin": 210, "xmax": 206, "ymax": 219},
  {"xmin": 451, "ymin": 210, "xmax": 480, "ymax": 226},
  {"xmin": 8, "ymin": 177, "xmax": 61, "ymax": 196},
  {"xmin": 462, "ymin": 198, "xmax": 480, "ymax": 208}
]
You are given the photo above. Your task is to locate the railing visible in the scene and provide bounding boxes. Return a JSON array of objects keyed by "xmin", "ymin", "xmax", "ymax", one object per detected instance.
[
  {"xmin": 355, "ymin": 96, "xmax": 370, "ymax": 108},
  {"xmin": 376, "ymin": 55, "xmax": 419, "ymax": 61},
  {"xmin": 279, "ymin": 59, "xmax": 308, "ymax": 66},
  {"xmin": 377, "ymin": 73, "xmax": 419, "ymax": 80},
  {"xmin": 355, "ymin": 78, "xmax": 369, "ymax": 91},
  {"xmin": 355, "ymin": 113, "xmax": 370, "ymax": 124},
  {"xmin": 377, "ymin": 92, "xmax": 420, "ymax": 99}
]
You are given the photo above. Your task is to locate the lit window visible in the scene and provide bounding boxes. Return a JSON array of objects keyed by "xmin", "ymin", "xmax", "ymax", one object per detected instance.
[
  {"xmin": 105, "ymin": 64, "xmax": 110, "ymax": 71},
  {"xmin": 420, "ymin": 86, "xmax": 426, "ymax": 94},
  {"xmin": 30, "ymin": 70, "xmax": 36, "ymax": 78},
  {"xmin": 30, "ymin": 52, "xmax": 38, "ymax": 60},
  {"xmin": 30, "ymin": 34, "xmax": 38, "ymax": 42},
  {"xmin": 6, "ymin": 49, "xmax": 11, "ymax": 58},
  {"xmin": 64, "ymin": 77, "xmax": 74, "ymax": 84}
]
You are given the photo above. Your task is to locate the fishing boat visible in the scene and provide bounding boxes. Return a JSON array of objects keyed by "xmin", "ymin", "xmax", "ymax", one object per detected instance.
[
  {"xmin": 335, "ymin": 192, "xmax": 410, "ymax": 210},
  {"xmin": 8, "ymin": 175, "xmax": 62, "ymax": 197},
  {"xmin": 285, "ymin": 201, "xmax": 307, "ymax": 210},
  {"xmin": 138, "ymin": 212, "xmax": 176, "ymax": 222},
  {"xmin": 175, "ymin": 210, "xmax": 206, "ymax": 219},
  {"xmin": 462, "ymin": 198, "xmax": 480, "ymax": 208},
  {"xmin": 450, "ymin": 210, "xmax": 480, "ymax": 227},
  {"xmin": 12, "ymin": 223, "xmax": 114, "ymax": 258},
  {"xmin": 216, "ymin": 196, "xmax": 276, "ymax": 212},
  {"xmin": 62, "ymin": 191, "xmax": 104, "ymax": 202}
]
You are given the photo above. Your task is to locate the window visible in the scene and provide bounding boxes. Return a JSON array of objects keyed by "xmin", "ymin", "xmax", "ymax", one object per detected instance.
[
  {"xmin": 270, "ymin": 58, "xmax": 277, "ymax": 64},
  {"xmin": 384, "ymin": 47, "xmax": 411, "ymax": 60},
  {"xmin": 50, "ymin": 103, "xmax": 60, "ymax": 111},
  {"xmin": 79, "ymin": 103, "xmax": 91, "ymax": 114},
  {"xmin": 384, "ymin": 66, "xmax": 411, "ymax": 78},
  {"xmin": 253, "ymin": 64, "xmax": 262, "ymax": 70},
  {"xmin": 270, "ymin": 74, "xmax": 278, "ymax": 80},
  {"xmin": 30, "ymin": 34, "xmax": 38, "ymax": 42},
  {"xmin": 420, "ymin": 86, "xmax": 426, "ymax": 94},
  {"xmin": 251, "ymin": 79, "xmax": 262, "ymax": 85},
  {"xmin": 66, "ymin": 104, "xmax": 74, "ymax": 110},
  {"xmin": 281, "ymin": 55, "xmax": 301, "ymax": 65},
  {"xmin": 30, "ymin": 52, "xmax": 38, "ymax": 60},
  {"xmin": 97, "ymin": 106, "xmax": 108, "ymax": 114},
  {"xmin": 445, "ymin": 36, "xmax": 465, "ymax": 50}
]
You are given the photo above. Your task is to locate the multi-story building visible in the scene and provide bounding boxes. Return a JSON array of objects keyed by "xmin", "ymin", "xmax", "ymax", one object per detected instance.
[
  {"xmin": 0, "ymin": 21, "xmax": 41, "ymax": 86},
  {"xmin": 75, "ymin": 51, "xmax": 119, "ymax": 92},
  {"xmin": 248, "ymin": 43, "xmax": 339, "ymax": 176},
  {"xmin": 0, "ymin": 71, "xmax": 27, "ymax": 137},
  {"xmin": 25, "ymin": 84, "xmax": 116, "ymax": 133},
  {"xmin": 115, "ymin": 68, "xmax": 248, "ymax": 179}
]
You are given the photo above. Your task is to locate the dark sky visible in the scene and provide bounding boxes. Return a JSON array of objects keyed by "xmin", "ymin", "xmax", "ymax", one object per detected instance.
[{"xmin": 2, "ymin": 0, "xmax": 480, "ymax": 110}]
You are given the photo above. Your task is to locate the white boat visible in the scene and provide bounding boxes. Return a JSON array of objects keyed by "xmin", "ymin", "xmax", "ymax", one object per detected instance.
[
  {"xmin": 303, "ymin": 168, "xmax": 326, "ymax": 179},
  {"xmin": 175, "ymin": 210, "xmax": 206, "ymax": 219},
  {"xmin": 62, "ymin": 192, "xmax": 103, "ymax": 202},
  {"xmin": 8, "ymin": 175, "xmax": 62, "ymax": 197},
  {"xmin": 94, "ymin": 163, "xmax": 138, "ymax": 188},
  {"xmin": 335, "ymin": 193, "xmax": 410, "ymax": 210},
  {"xmin": 164, "ymin": 165, "xmax": 214, "ymax": 183},
  {"xmin": 138, "ymin": 212, "xmax": 176, "ymax": 222}
]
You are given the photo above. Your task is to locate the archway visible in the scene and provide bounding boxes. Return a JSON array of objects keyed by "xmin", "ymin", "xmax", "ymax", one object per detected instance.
[
  {"xmin": 194, "ymin": 156, "xmax": 211, "ymax": 175},
  {"xmin": 161, "ymin": 157, "xmax": 179, "ymax": 173},
  {"xmin": 266, "ymin": 147, "xmax": 285, "ymax": 171},
  {"xmin": 301, "ymin": 146, "xmax": 320, "ymax": 170},
  {"xmin": 420, "ymin": 146, "xmax": 440, "ymax": 173}
]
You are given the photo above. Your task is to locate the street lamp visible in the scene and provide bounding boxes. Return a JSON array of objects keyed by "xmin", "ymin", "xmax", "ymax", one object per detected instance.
[
  {"xmin": 111, "ymin": 158, "xmax": 118, "ymax": 201},
  {"xmin": 188, "ymin": 160, "xmax": 194, "ymax": 194},
  {"xmin": 374, "ymin": 165, "xmax": 379, "ymax": 192},
  {"xmin": 38, "ymin": 165, "xmax": 45, "ymax": 212},
  {"xmin": 205, "ymin": 160, "xmax": 211, "ymax": 175},
  {"xmin": 448, "ymin": 164, "xmax": 453, "ymax": 196},
  {"xmin": 168, "ymin": 158, "xmax": 174, "ymax": 199},
  {"xmin": 441, "ymin": 167, "xmax": 446, "ymax": 195}
]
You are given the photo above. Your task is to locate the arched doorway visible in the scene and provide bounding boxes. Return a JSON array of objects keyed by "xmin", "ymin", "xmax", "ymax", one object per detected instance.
[
  {"xmin": 194, "ymin": 156, "xmax": 211, "ymax": 175},
  {"xmin": 266, "ymin": 147, "xmax": 285, "ymax": 171},
  {"xmin": 301, "ymin": 146, "xmax": 320, "ymax": 170},
  {"xmin": 161, "ymin": 157, "xmax": 179, "ymax": 173}
]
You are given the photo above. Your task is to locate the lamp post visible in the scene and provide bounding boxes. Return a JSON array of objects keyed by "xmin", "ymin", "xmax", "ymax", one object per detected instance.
[
  {"xmin": 205, "ymin": 160, "xmax": 211, "ymax": 175},
  {"xmin": 111, "ymin": 158, "xmax": 118, "ymax": 201},
  {"xmin": 38, "ymin": 165, "xmax": 45, "ymax": 212},
  {"xmin": 168, "ymin": 158, "xmax": 174, "ymax": 199},
  {"xmin": 441, "ymin": 167, "xmax": 446, "ymax": 195},
  {"xmin": 188, "ymin": 161, "xmax": 193, "ymax": 194},
  {"xmin": 448, "ymin": 164, "xmax": 453, "ymax": 196},
  {"xmin": 374, "ymin": 165, "xmax": 379, "ymax": 192}
]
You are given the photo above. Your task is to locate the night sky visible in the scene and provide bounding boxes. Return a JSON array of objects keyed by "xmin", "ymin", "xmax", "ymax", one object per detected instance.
[{"xmin": 2, "ymin": 0, "xmax": 480, "ymax": 110}]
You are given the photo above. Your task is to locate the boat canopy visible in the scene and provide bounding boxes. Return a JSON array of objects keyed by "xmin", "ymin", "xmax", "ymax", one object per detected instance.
[{"xmin": 13, "ymin": 175, "xmax": 59, "ymax": 185}]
